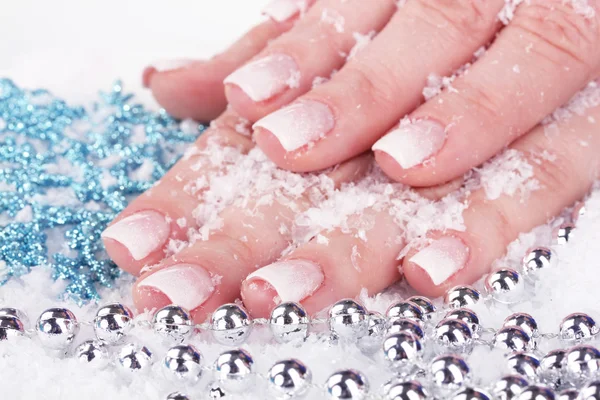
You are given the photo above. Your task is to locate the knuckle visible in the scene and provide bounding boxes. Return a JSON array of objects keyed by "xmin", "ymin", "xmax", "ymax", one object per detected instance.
[
  {"xmin": 521, "ymin": 142, "xmax": 580, "ymax": 195},
  {"xmin": 452, "ymin": 82, "xmax": 504, "ymax": 123},
  {"xmin": 341, "ymin": 63, "xmax": 400, "ymax": 115},
  {"xmin": 412, "ymin": 0, "xmax": 496, "ymax": 39}
]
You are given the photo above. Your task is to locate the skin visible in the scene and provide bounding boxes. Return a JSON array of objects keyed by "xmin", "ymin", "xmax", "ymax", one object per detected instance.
[{"xmin": 104, "ymin": 0, "xmax": 600, "ymax": 321}]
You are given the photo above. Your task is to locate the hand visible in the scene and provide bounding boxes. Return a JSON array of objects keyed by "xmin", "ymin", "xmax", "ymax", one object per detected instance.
[{"xmin": 104, "ymin": 0, "xmax": 600, "ymax": 321}]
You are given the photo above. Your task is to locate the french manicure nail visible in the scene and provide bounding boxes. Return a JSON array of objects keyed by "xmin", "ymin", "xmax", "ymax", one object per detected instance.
[
  {"xmin": 149, "ymin": 58, "xmax": 195, "ymax": 72},
  {"xmin": 137, "ymin": 264, "xmax": 215, "ymax": 311},
  {"xmin": 246, "ymin": 260, "xmax": 324, "ymax": 303},
  {"xmin": 224, "ymin": 54, "xmax": 300, "ymax": 102},
  {"xmin": 372, "ymin": 120, "xmax": 446, "ymax": 169},
  {"xmin": 101, "ymin": 210, "xmax": 170, "ymax": 260},
  {"xmin": 409, "ymin": 237, "xmax": 469, "ymax": 285},
  {"xmin": 262, "ymin": 0, "xmax": 302, "ymax": 22},
  {"xmin": 253, "ymin": 100, "xmax": 334, "ymax": 151}
]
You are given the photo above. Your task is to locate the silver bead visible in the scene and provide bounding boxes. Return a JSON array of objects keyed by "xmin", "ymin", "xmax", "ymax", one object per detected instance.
[
  {"xmin": 0, "ymin": 315, "xmax": 25, "ymax": 341},
  {"xmin": 504, "ymin": 313, "xmax": 539, "ymax": 339},
  {"xmin": 493, "ymin": 375, "xmax": 529, "ymax": 400},
  {"xmin": 386, "ymin": 301, "xmax": 424, "ymax": 323},
  {"xmin": 555, "ymin": 223, "xmax": 575, "ymax": 245},
  {"xmin": 328, "ymin": 299, "xmax": 368, "ymax": 340},
  {"xmin": 153, "ymin": 305, "xmax": 193, "ymax": 342},
  {"xmin": 516, "ymin": 385, "xmax": 555, "ymax": 400},
  {"xmin": 357, "ymin": 312, "xmax": 387, "ymax": 355},
  {"xmin": 580, "ymin": 381, "xmax": 600, "ymax": 400},
  {"xmin": 382, "ymin": 332, "xmax": 422, "ymax": 372},
  {"xmin": 268, "ymin": 358, "xmax": 312, "ymax": 399},
  {"xmin": 326, "ymin": 369, "xmax": 369, "ymax": 400},
  {"xmin": 522, "ymin": 247, "xmax": 556, "ymax": 274},
  {"xmin": 506, "ymin": 352, "xmax": 540, "ymax": 380},
  {"xmin": 406, "ymin": 296, "xmax": 436, "ymax": 321},
  {"xmin": 117, "ymin": 343, "xmax": 153, "ymax": 372},
  {"xmin": 435, "ymin": 319, "xmax": 473, "ymax": 349},
  {"xmin": 451, "ymin": 387, "xmax": 493, "ymax": 400},
  {"xmin": 0, "ymin": 307, "xmax": 29, "ymax": 326},
  {"xmin": 384, "ymin": 381, "xmax": 428, "ymax": 400},
  {"xmin": 430, "ymin": 354, "xmax": 470, "ymax": 391},
  {"xmin": 559, "ymin": 313, "xmax": 598, "ymax": 342},
  {"xmin": 565, "ymin": 345, "xmax": 600, "ymax": 384},
  {"xmin": 445, "ymin": 309, "xmax": 480, "ymax": 335},
  {"xmin": 214, "ymin": 349, "xmax": 254, "ymax": 393},
  {"xmin": 208, "ymin": 382, "xmax": 227, "ymax": 399},
  {"xmin": 74, "ymin": 340, "xmax": 109, "ymax": 368},
  {"xmin": 269, "ymin": 302, "xmax": 309, "ymax": 344},
  {"xmin": 36, "ymin": 308, "xmax": 79, "ymax": 350},
  {"xmin": 166, "ymin": 392, "xmax": 190, "ymax": 400},
  {"xmin": 444, "ymin": 286, "xmax": 481, "ymax": 308},
  {"xmin": 387, "ymin": 318, "xmax": 425, "ymax": 340},
  {"xmin": 493, "ymin": 326, "xmax": 532, "ymax": 353},
  {"xmin": 539, "ymin": 349, "xmax": 567, "ymax": 388},
  {"xmin": 93, "ymin": 303, "xmax": 133, "ymax": 344},
  {"xmin": 485, "ymin": 268, "xmax": 523, "ymax": 304},
  {"xmin": 210, "ymin": 304, "xmax": 252, "ymax": 346},
  {"xmin": 557, "ymin": 388, "xmax": 580, "ymax": 400},
  {"xmin": 163, "ymin": 344, "xmax": 203, "ymax": 383}
]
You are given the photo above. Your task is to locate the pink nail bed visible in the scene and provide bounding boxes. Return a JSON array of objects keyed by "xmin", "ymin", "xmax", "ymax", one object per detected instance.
[
  {"xmin": 149, "ymin": 59, "xmax": 195, "ymax": 72},
  {"xmin": 137, "ymin": 264, "xmax": 215, "ymax": 311},
  {"xmin": 262, "ymin": 0, "xmax": 302, "ymax": 22},
  {"xmin": 224, "ymin": 54, "xmax": 299, "ymax": 102},
  {"xmin": 409, "ymin": 237, "xmax": 469, "ymax": 285},
  {"xmin": 253, "ymin": 100, "xmax": 334, "ymax": 151},
  {"xmin": 101, "ymin": 210, "xmax": 170, "ymax": 260}
]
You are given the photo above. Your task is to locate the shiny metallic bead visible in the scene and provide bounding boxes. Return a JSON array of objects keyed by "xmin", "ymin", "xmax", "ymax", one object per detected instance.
[
  {"xmin": 268, "ymin": 358, "xmax": 312, "ymax": 399},
  {"xmin": 163, "ymin": 344, "xmax": 203, "ymax": 383},
  {"xmin": 451, "ymin": 387, "xmax": 492, "ymax": 400},
  {"xmin": 445, "ymin": 309, "xmax": 480, "ymax": 335},
  {"xmin": 565, "ymin": 345, "xmax": 600, "ymax": 383},
  {"xmin": 444, "ymin": 286, "xmax": 481, "ymax": 309},
  {"xmin": 559, "ymin": 313, "xmax": 598, "ymax": 341},
  {"xmin": 517, "ymin": 385, "xmax": 555, "ymax": 400},
  {"xmin": 0, "ymin": 315, "xmax": 25, "ymax": 341},
  {"xmin": 435, "ymin": 319, "xmax": 473, "ymax": 349},
  {"xmin": 93, "ymin": 303, "xmax": 133, "ymax": 344},
  {"xmin": 386, "ymin": 301, "xmax": 424, "ymax": 323},
  {"xmin": 214, "ymin": 349, "xmax": 254, "ymax": 393},
  {"xmin": 74, "ymin": 340, "xmax": 109, "ymax": 368},
  {"xmin": 406, "ymin": 296, "xmax": 436, "ymax": 321},
  {"xmin": 326, "ymin": 369, "xmax": 369, "ymax": 400},
  {"xmin": 387, "ymin": 318, "xmax": 425, "ymax": 340},
  {"xmin": 384, "ymin": 380, "xmax": 428, "ymax": 400},
  {"xmin": 357, "ymin": 312, "xmax": 387, "ymax": 355},
  {"xmin": 430, "ymin": 354, "xmax": 470, "ymax": 391},
  {"xmin": 555, "ymin": 223, "xmax": 575, "ymax": 245},
  {"xmin": 210, "ymin": 304, "xmax": 252, "ymax": 346},
  {"xmin": 153, "ymin": 305, "xmax": 193, "ymax": 341},
  {"xmin": 166, "ymin": 392, "xmax": 190, "ymax": 400},
  {"xmin": 0, "ymin": 307, "xmax": 29, "ymax": 326},
  {"xmin": 539, "ymin": 349, "xmax": 567, "ymax": 388},
  {"xmin": 328, "ymin": 299, "xmax": 368, "ymax": 340},
  {"xmin": 557, "ymin": 388, "xmax": 580, "ymax": 400},
  {"xmin": 507, "ymin": 352, "xmax": 540, "ymax": 380},
  {"xmin": 269, "ymin": 302, "xmax": 309, "ymax": 344},
  {"xmin": 117, "ymin": 343, "xmax": 153, "ymax": 372},
  {"xmin": 580, "ymin": 381, "xmax": 600, "ymax": 400},
  {"xmin": 485, "ymin": 268, "xmax": 523, "ymax": 303},
  {"xmin": 35, "ymin": 308, "xmax": 79, "ymax": 349},
  {"xmin": 493, "ymin": 326, "xmax": 532, "ymax": 353},
  {"xmin": 504, "ymin": 313, "xmax": 539, "ymax": 339},
  {"xmin": 493, "ymin": 375, "xmax": 529, "ymax": 400},
  {"xmin": 522, "ymin": 247, "xmax": 556, "ymax": 274},
  {"xmin": 382, "ymin": 332, "xmax": 422, "ymax": 372}
]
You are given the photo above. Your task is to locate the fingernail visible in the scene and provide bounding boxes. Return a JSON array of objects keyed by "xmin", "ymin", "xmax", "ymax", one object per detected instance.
[
  {"xmin": 372, "ymin": 119, "xmax": 446, "ymax": 169},
  {"xmin": 224, "ymin": 54, "xmax": 300, "ymax": 102},
  {"xmin": 262, "ymin": 0, "xmax": 301, "ymax": 22},
  {"xmin": 137, "ymin": 264, "xmax": 215, "ymax": 311},
  {"xmin": 150, "ymin": 58, "xmax": 195, "ymax": 72},
  {"xmin": 245, "ymin": 260, "xmax": 324, "ymax": 303},
  {"xmin": 409, "ymin": 237, "xmax": 469, "ymax": 285},
  {"xmin": 101, "ymin": 210, "xmax": 170, "ymax": 260},
  {"xmin": 253, "ymin": 100, "xmax": 334, "ymax": 151}
]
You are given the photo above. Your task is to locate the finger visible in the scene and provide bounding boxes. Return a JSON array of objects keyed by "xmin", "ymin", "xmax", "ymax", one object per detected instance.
[
  {"xmin": 132, "ymin": 154, "xmax": 373, "ymax": 322},
  {"xmin": 101, "ymin": 109, "xmax": 254, "ymax": 276},
  {"xmin": 145, "ymin": 11, "xmax": 297, "ymax": 121},
  {"xmin": 253, "ymin": 0, "xmax": 505, "ymax": 172},
  {"xmin": 224, "ymin": 0, "xmax": 397, "ymax": 122},
  {"xmin": 403, "ymin": 93, "xmax": 600, "ymax": 296},
  {"xmin": 375, "ymin": 0, "xmax": 600, "ymax": 186}
]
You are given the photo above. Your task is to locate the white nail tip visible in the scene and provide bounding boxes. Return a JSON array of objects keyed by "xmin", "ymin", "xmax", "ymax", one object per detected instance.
[
  {"xmin": 246, "ymin": 260, "xmax": 324, "ymax": 303},
  {"xmin": 409, "ymin": 237, "xmax": 469, "ymax": 286},
  {"xmin": 372, "ymin": 120, "xmax": 446, "ymax": 169},
  {"xmin": 150, "ymin": 59, "xmax": 194, "ymax": 72},
  {"xmin": 138, "ymin": 264, "xmax": 215, "ymax": 311},
  {"xmin": 262, "ymin": 0, "xmax": 301, "ymax": 22},
  {"xmin": 101, "ymin": 211, "xmax": 170, "ymax": 260}
]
